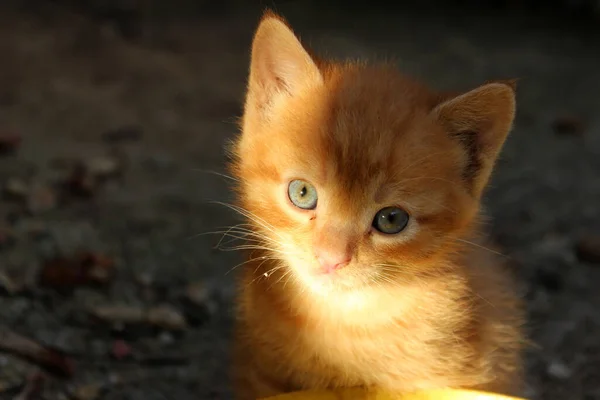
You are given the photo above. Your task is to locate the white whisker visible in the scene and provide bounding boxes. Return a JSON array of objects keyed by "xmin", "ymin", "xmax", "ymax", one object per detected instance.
[
  {"xmin": 191, "ymin": 168, "xmax": 239, "ymax": 182},
  {"xmin": 454, "ymin": 238, "xmax": 508, "ymax": 258}
]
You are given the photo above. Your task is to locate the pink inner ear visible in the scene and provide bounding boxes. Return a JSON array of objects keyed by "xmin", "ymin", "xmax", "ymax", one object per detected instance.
[
  {"xmin": 313, "ymin": 226, "xmax": 354, "ymax": 273},
  {"xmin": 248, "ymin": 16, "xmax": 322, "ymax": 109}
]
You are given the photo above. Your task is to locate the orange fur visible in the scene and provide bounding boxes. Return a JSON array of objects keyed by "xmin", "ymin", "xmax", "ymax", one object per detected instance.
[{"xmin": 230, "ymin": 11, "xmax": 525, "ymax": 400}]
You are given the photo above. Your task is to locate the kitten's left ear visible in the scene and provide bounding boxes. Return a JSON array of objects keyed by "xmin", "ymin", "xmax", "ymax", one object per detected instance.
[
  {"xmin": 432, "ymin": 81, "xmax": 516, "ymax": 197},
  {"xmin": 246, "ymin": 11, "xmax": 322, "ymax": 118}
]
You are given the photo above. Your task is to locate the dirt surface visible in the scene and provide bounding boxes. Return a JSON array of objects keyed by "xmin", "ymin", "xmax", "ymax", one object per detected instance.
[{"xmin": 0, "ymin": 2, "xmax": 599, "ymax": 399}]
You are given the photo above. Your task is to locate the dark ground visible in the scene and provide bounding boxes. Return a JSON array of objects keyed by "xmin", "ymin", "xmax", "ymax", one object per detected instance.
[{"xmin": 0, "ymin": 1, "xmax": 599, "ymax": 399}]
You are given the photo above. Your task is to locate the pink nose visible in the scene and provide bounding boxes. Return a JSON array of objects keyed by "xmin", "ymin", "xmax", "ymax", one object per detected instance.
[{"xmin": 315, "ymin": 249, "xmax": 351, "ymax": 273}]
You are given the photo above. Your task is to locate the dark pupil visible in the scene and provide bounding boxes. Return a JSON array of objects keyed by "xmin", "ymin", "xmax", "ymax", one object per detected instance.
[
  {"xmin": 384, "ymin": 210, "xmax": 397, "ymax": 223},
  {"xmin": 299, "ymin": 186, "xmax": 307, "ymax": 197}
]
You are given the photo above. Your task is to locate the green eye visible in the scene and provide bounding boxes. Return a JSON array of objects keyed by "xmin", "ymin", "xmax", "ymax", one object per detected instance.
[
  {"xmin": 372, "ymin": 206, "xmax": 409, "ymax": 234},
  {"xmin": 288, "ymin": 179, "xmax": 318, "ymax": 210}
]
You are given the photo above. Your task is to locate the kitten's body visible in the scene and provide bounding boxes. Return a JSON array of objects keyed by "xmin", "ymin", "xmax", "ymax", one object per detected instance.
[
  {"xmin": 230, "ymin": 13, "xmax": 524, "ymax": 400},
  {"xmin": 234, "ymin": 246, "xmax": 521, "ymax": 398}
]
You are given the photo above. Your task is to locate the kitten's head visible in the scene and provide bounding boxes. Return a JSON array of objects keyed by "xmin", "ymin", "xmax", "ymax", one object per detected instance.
[{"xmin": 231, "ymin": 12, "xmax": 516, "ymax": 294}]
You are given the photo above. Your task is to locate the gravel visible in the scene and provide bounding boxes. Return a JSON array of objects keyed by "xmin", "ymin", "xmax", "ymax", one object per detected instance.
[{"xmin": 0, "ymin": 2, "xmax": 599, "ymax": 399}]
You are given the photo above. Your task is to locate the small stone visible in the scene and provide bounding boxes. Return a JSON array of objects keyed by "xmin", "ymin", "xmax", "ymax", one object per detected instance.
[
  {"xmin": 0, "ymin": 270, "xmax": 24, "ymax": 294},
  {"xmin": 136, "ymin": 273, "xmax": 153, "ymax": 287},
  {"xmin": 111, "ymin": 339, "xmax": 132, "ymax": 360},
  {"xmin": 85, "ymin": 156, "xmax": 122, "ymax": 180},
  {"xmin": 158, "ymin": 331, "xmax": 175, "ymax": 346},
  {"xmin": 63, "ymin": 164, "xmax": 95, "ymax": 198},
  {"xmin": 71, "ymin": 384, "xmax": 101, "ymax": 400},
  {"xmin": 547, "ymin": 360, "xmax": 572, "ymax": 380},
  {"xmin": 90, "ymin": 305, "xmax": 145, "ymax": 325},
  {"xmin": 181, "ymin": 281, "xmax": 217, "ymax": 326},
  {"xmin": 553, "ymin": 115, "xmax": 585, "ymax": 136},
  {"xmin": 575, "ymin": 234, "xmax": 600, "ymax": 264},
  {"xmin": 27, "ymin": 183, "xmax": 57, "ymax": 213},
  {"xmin": 39, "ymin": 252, "xmax": 116, "ymax": 290},
  {"xmin": 101, "ymin": 125, "xmax": 143, "ymax": 143},
  {"xmin": 91, "ymin": 305, "xmax": 186, "ymax": 332},
  {"xmin": 147, "ymin": 305, "xmax": 187, "ymax": 331},
  {"xmin": 185, "ymin": 281, "xmax": 210, "ymax": 307},
  {"xmin": 3, "ymin": 177, "xmax": 29, "ymax": 200},
  {"xmin": 135, "ymin": 272, "xmax": 157, "ymax": 302},
  {"xmin": 0, "ymin": 329, "xmax": 74, "ymax": 378}
]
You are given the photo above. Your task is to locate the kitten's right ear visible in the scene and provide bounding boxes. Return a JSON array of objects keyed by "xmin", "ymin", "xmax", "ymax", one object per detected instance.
[
  {"xmin": 432, "ymin": 82, "xmax": 516, "ymax": 198},
  {"xmin": 246, "ymin": 11, "xmax": 322, "ymax": 116}
]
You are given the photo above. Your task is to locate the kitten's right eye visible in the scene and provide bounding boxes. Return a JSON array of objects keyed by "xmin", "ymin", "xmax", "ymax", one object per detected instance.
[
  {"xmin": 372, "ymin": 206, "xmax": 410, "ymax": 234},
  {"xmin": 288, "ymin": 179, "xmax": 318, "ymax": 210}
]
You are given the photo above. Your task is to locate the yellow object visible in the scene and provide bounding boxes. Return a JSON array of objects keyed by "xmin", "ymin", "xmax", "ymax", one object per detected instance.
[{"xmin": 264, "ymin": 388, "xmax": 526, "ymax": 400}]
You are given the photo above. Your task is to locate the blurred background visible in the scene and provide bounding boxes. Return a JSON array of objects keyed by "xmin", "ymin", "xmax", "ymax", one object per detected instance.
[{"xmin": 0, "ymin": 0, "xmax": 599, "ymax": 399}]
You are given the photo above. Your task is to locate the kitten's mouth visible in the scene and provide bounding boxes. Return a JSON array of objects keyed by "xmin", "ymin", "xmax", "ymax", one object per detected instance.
[
  {"xmin": 304, "ymin": 261, "xmax": 371, "ymax": 290},
  {"xmin": 309, "ymin": 259, "xmax": 352, "ymax": 276},
  {"xmin": 285, "ymin": 254, "xmax": 371, "ymax": 292},
  {"xmin": 313, "ymin": 265, "xmax": 341, "ymax": 276},
  {"xmin": 287, "ymin": 258, "xmax": 345, "ymax": 288}
]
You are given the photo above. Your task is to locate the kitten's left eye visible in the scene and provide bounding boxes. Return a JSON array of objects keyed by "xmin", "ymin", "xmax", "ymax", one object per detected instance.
[
  {"xmin": 372, "ymin": 206, "xmax": 409, "ymax": 234},
  {"xmin": 288, "ymin": 179, "xmax": 318, "ymax": 210}
]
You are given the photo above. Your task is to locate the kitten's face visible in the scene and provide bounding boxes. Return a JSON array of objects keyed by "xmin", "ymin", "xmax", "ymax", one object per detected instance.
[
  {"xmin": 233, "ymin": 14, "xmax": 515, "ymax": 294},
  {"xmin": 236, "ymin": 69, "xmax": 474, "ymax": 293}
]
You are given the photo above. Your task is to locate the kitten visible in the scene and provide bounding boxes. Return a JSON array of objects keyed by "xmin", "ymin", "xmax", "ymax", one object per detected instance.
[{"xmin": 229, "ymin": 11, "xmax": 525, "ymax": 400}]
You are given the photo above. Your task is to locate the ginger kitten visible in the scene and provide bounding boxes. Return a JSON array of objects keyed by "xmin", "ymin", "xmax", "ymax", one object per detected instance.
[{"xmin": 230, "ymin": 11, "xmax": 525, "ymax": 400}]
